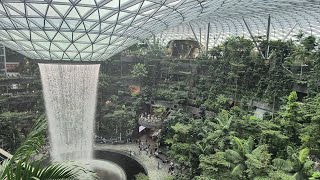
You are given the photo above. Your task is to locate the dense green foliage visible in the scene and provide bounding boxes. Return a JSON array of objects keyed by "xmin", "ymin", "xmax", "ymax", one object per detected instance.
[
  {"xmin": 0, "ymin": 59, "xmax": 42, "ymax": 152},
  {"xmin": 100, "ymin": 34, "xmax": 320, "ymax": 179},
  {"xmin": 162, "ymin": 91, "xmax": 320, "ymax": 180},
  {"xmin": 153, "ymin": 35, "xmax": 320, "ymax": 179},
  {"xmin": 135, "ymin": 173, "xmax": 149, "ymax": 180},
  {"xmin": 132, "ymin": 63, "xmax": 148, "ymax": 79},
  {"xmin": 2, "ymin": 33, "xmax": 317, "ymax": 179}
]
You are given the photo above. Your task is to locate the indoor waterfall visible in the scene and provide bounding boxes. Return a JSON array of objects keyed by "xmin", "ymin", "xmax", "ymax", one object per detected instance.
[{"xmin": 39, "ymin": 63, "xmax": 100, "ymax": 162}]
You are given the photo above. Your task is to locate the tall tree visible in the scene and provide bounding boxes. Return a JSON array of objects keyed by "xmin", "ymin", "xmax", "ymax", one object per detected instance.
[{"xmin": 278, "ymin": 91, "xmax": 302, "ymax": 147}]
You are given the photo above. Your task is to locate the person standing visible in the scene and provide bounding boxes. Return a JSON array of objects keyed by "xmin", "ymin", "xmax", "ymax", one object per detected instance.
[
  {"xmin": 169, "ymin": 161, "xmax": 174, "ymax": 174},
  {"xmin": 128, "ymin": 147, "xmax": 132, "ymax": 157}
]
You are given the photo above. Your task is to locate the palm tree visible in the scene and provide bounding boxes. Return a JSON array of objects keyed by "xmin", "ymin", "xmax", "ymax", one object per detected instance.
[
  {"xmin": 288, "ymin": 45, "xmax": 309, "ymax": 80},
  {"xmin": 198, "ymin": 110, "xmax": 235, "ymax": 152},
  {"xmin": 272, "ymin": 146, "xmax": 314, "ymax": 180},
  {"xmin": 287, "ymin": 32, "xmax": 314, "ymax": 81},
  {"xmin": 225, "ymin": 137, "xmax": 254, "ymax": 179},
  {"xmin": 0, "ymin": 115, "xmax": 97, "ymax": 179},
  {"xmin": 224, "ymin": 137, "xmax": 271, "ymax": 179}
]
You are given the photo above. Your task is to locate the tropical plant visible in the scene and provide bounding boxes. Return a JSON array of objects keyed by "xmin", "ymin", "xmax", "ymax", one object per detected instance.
[
  {"xmin": 308, "ymin": 59, "xmax": 320, "ymax": 95},
  {"xmin": 299, "ymin": 93, "xmax": 320, "ymax": 149},
  {"xmin": 198, "ymin": 110, "xmax": 234, "ymax": 152},
  {"xmin": 278, "ymin": 91, "xmax": 302, "ymax": 146},
  {"xmin": 0, "ymin": 115, "xmax": 97, "ymax": 179},
  {"xmin": 165, "ymin": 117, "xmax": 200, "ymax": 178},
  {"xmin": 309, "ymin": 172, "xmax": 320, "ymax": 180},
  {"xmin": 197, "ymin": 152, "xmax": 233, "ymax": 180},
  {"xmin": 103, "ymin": 105, "xmax": 136, "ymax": 140},
  {"xmin": 265, "ymin": 53, "xmax": 292, "ymax": 113},
  {"xmin": 272, "ymin": 146, "xmax": 314, "ymax": 180},
  {"xmin": 0, "ymin": 112, "xmax": 31, "ymax": 152},
  {"xmin": 131, "ymin": 63, "xmax": 148, "ymax": 81},
  {"xmin": 224, "ymin": 137, "xmax": 271, "ymax": 179},
  {"xmin": 286, "ymin": 45, "xmax": 310, "ymax": 80},
  {"xmin": 135, "ymin": 173, "xmax": 149, "ymax": 180}
]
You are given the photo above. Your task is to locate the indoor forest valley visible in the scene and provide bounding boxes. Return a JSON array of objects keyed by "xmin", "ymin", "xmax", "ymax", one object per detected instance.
[{"xmin": 1, "ymin": 1, "xmax": 320, "ymax": 180}]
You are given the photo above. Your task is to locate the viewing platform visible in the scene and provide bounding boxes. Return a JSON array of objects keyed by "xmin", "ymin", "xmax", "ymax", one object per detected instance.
[{"xmin": 138, "ymin": 115, "xmax": 163, "ymax": 129}]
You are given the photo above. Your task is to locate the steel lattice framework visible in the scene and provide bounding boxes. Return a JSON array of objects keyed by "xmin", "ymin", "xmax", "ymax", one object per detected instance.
[
  {"xmin": 0, "ymin": 0, "xmax": 319, "ymax": 61},
  {"xmin": 161, "ymin": 0, "xmax": 320, "ymax": 50}
]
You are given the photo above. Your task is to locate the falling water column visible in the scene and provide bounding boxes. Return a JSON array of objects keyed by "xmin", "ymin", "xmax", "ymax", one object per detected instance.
[{"xmin": 39, "ymin": 63, "xmax": 100, "ymax": 162}]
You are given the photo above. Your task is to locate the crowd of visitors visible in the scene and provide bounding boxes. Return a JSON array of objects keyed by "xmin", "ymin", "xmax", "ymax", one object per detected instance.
[
  {"xmin": 95, "ymin": 128, "xmax": 176, "ymax": 175},
  {"xmin": 139, "ymin": 113, "xmax": 162, "ymax": 123},
  {"xmin": 134, "ymin": 138, "xmax": 176, "ymax": 175}
]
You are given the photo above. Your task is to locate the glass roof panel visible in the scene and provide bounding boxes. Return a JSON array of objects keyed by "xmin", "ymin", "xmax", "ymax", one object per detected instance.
[
  {"xmin": 52, "ymin": 4, "xmax": 70, "ymax": 17},
  {"xmin": 126, "ymin": 3, "xmax": 141, "ymax": 12},
  {"xmin": 47, "ymin": 6, "xmax": 60, "ymax": 17},
  {"xmin": 103, "ymin": 1, "xmax": 119, "ymax": 9}
]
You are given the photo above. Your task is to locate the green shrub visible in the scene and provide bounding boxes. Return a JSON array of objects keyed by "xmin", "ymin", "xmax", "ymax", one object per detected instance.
[{"xmin": 135, "ymin": 173, "xmax": 149, "ymax": 180}]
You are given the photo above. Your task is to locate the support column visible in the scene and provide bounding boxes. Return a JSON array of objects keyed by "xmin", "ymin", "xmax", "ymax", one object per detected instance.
[
  {"xmin": 206, "ymin": 22, "xmax": 210, "ymax": 57},
  {"xmin": 3, "ymin": 46, "xmax": 6, "ymax": 75},
  {"xmin": 265, "ymin": 14, "xmax": 271, "ymax": 59},
  {"xmin": 243, "ymin": 17, "xmax": 265, "ymax": 59},
  {"xmin": 282, "ymin": 23, "xmax": 297, "ymax": 42},
  {"xmin": 189, "ymin": 23, "xmax": 202, "ymax": 52},
  {"xmin": 0, "ymin": 45, "xmax": 6, "ymax": 75},
  {"xmin": 199, "ymin": 28, "xmax": 202, "ymax": 46},
  {"xmin": 213, "ymin": 31, "xmax": 222, "ymax": 48}
]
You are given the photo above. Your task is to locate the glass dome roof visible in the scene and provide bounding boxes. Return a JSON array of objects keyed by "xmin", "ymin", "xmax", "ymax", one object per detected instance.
[
  {"xmin": 162, "ymin": 0, "xmax": 320, "ymax": 50},
  {"xmin": 0, "ymin": 0, "xmax": 319, "ymax": 61}
]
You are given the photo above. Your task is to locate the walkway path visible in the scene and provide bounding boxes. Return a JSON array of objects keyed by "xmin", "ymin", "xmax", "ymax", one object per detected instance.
[{"xmin": 94, "ymin": 142, "xmax": 170, "ymax": 180}]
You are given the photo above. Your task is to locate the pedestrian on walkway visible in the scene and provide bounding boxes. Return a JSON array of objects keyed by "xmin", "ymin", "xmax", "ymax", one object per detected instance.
[
  {"xmin": 129, "ymin": 147, "xmax": 132, "ymax": 157},
  {"xmin": 158, "ymin": 162, "xmax": 160, "ymax": 169},
  {"xmin": 168, "ymin": 161, "xmax": 174, "ymax": 174}
]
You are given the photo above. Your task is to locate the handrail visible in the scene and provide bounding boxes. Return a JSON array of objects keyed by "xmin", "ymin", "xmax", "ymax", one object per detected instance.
[{"xmin": 0, "ymin": 148, "xmax": 12, "ymax": 159}]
